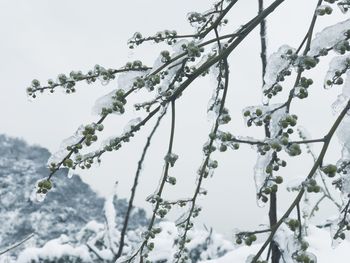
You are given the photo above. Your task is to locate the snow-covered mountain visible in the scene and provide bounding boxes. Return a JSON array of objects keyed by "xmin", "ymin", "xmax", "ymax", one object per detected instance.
[{"xmin": 0, "ymin": 135, "xmax": 147, "ymax": 258}]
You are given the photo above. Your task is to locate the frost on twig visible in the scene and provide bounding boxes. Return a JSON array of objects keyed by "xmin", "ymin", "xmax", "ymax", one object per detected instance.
[{"xmin": 309, "ymin": 18, "xmax": 350, "ymax": 57}]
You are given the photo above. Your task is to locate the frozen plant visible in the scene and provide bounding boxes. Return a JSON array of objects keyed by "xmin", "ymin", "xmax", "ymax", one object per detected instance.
[{"xmin": 22, "ymin": 0, "xmax": 350, "ymax": 262}]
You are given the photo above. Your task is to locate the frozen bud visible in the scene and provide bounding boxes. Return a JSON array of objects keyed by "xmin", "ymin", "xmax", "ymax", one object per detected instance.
[
  {"xmin": 209, "ymin": 160, "xmax": 218, "ymax": 169},
  {"xmin": 164, "ymin": 153, "xmax": 178, "ymax": 167},
  {"xmin": 321, "ymin": 164, "xmax": 337, "ymax": 177},
  {"xmin": 31, "ymin": 79, "xmax": 40, "ymax": 87},
  {"xmin": 167, "ymin": 176, "xmax": 176, "ymax": 185},
  {"xmin": 219, "ymin": 144, "xmax": 227, "ymax": 152},
  {"xmin": 38, "ymin": 179, "xmax": 52, "ymax": 190},
  {"xmin": 255, "ymin": 109, "xmax": 263, "ymax": 116},
  {"xmin": 275, "ymin": 176, "xmax": 283, "ymax": 184},
  {"xmin": 96, "ymin": 124, "xmax": 104, "ymax": 131}
]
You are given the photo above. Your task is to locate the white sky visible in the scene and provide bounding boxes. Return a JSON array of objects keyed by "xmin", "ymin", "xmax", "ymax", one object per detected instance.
[{"xmin": 0, "ymin": 0, "xmax": 348, "ymax": 237}]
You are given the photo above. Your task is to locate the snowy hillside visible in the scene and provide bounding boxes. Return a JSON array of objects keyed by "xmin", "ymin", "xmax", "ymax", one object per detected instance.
[{"xmin": 0, "ymin": 135, "xmax": 147, "ymax": 259}]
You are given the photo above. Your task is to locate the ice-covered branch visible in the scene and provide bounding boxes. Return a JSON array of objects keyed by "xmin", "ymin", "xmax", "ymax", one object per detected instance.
[{"xmin": 251, "ymin": 99, "xmax": 350, "ymax": 263}]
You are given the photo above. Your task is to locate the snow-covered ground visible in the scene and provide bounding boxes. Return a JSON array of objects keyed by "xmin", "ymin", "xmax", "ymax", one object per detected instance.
[{"xmin": 201, "ymin": 225, "xmax": 350, "ymax": 263}]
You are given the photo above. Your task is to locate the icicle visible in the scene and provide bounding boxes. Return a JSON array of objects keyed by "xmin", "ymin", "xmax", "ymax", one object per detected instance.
[
  {"xmin": 254, "ymin": 150, "xmax": 273, "ymax": 207},
  {"xmin": 104, "ymin": 182, "xmax": 120, "ymax": 254}
]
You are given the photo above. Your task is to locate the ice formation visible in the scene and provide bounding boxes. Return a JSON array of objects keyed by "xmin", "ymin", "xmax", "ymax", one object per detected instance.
[
  {"xmin": 47, "ymin": 125, "xmax": 85, "ymax": 166},
  {"xmin": 309, "ymin": 18, "xmax": 350, "ymax": 57}
]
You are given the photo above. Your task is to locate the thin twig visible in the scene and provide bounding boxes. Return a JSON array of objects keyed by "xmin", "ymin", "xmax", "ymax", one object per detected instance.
[
  {"xmin": 0, "ymin": 233, "xmax": 35, "ymax": 256},
  {"xmin": 115, "ymin": 108, "xmax": 167, "ymax": 259}
]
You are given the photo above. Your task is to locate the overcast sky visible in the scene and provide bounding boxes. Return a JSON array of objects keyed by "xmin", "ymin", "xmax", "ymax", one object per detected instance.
[{"xmin": 0, "ymin": 0, "xmax": 348, "ymax": 237}]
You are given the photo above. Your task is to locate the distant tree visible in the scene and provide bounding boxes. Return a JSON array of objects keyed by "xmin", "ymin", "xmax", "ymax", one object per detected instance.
[{"xmin": 26, "ymin": 0, "xmax": 350, "ymax": 262}]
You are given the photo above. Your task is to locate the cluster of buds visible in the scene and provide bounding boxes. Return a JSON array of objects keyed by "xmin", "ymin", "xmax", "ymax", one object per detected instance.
[
  {"xmin": 306, "ymin": 178, "xmax": 321, "ymax": 193},
  {"xmin": 160, "ymin": 50, "xmax": 171, "ymax": 63},
  {"xmin": 264, "ymin": 83, "xmax": 283, "ymax": 99},
  {"xmin": 181, "ymin": 42, "xmax": 204, "ymax": 59},
  {"xmin": 333, "ymin": 39, "xmax": 350, "ymax": 54},
  {"xmin": 187, "ymin": 12, "xmax": 208, "ymax": 28},
  {"xmin": 295, "ymin": 77, "xmax": 313, "ymax": 99},
  {"xmin": 218, "ymin": 108, "xmax": 231, "ymax": 125},
  {"xmin": 294, "ymin": 252, "xmax": 316, "ymax": 263},
  {"xmin": 37, "ymin": 179, "xmax": 53, "ymax": 194},
  {"xmin": 235, "ymin": 232, "xmax": 257, "ymax": 246},
  {"xmin": 321, "ymin": 164, "xmax": 337, "ymax": 177},
  {"xmin": 316, "ymin": 5, "xmax": 333, "ymax": 15},
  {"xmin": 287, "ymin": 218, "xmax": 300, "ymax": 232},
  {"xmin": 243, "ymin": 108, "xmax": 271, "ymax": 127},
  {"xmin": 101, "ymin": 89, "xmax": 126, "ymax": 116},
  {"xmin": 128, "ymin": 30, "xmax": 178, "ymax": 49},
  {"xmin": 164, "ymin": 152, "xmax": 179, "ymax": 167},
  {"xmin": 326, "ymin": 66, "xmax": 348, "ymax": 87},
  {"xmin": 81, "ymin": 123, "xmax": 104, "ymax": 147},
  {"xmin": 279, "ymin": 114, "xmax": 297, "ymax": 137}
]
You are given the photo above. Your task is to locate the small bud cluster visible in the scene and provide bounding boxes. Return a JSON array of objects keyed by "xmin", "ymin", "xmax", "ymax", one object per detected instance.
[
  {"xmin": 203, "ymin": 140, "xmax": 218, "ymax": 156},
  {"xmin": 286, "ymin": 143, "xmax": 302, "ymax": 156},
  {"xmin": 291, "ymin": 239, "xmax": 315, "ymax": 263},
  {"xmin": 333, "ymin": 218, "xmax": 350, "ymax": 241},
  {"xmin": 135, "ymin": 74, "xmax": 161, "ymax": 93},
  {"xmin": 325, "ymin": 59, "xmax": 350, "ymax": 88},
  {"xmin": 294, "ymin": 252, "xmax": 316, "ymax": 263},
  {"xmin": 37, "ymin": 179, "xmax": 53, "ymax": 194},
  {"xmin": 93, "ymin": 65, "xmax": 117, "ymax": 85},
  {"xmin": 337, "ymin": 160, "xmax": 350, "ymax": 174},
  {"xmin": 264, "ymin": 83, "xmax": 283, "ymax": 99},
  {"xmin": 218, "ymin": 108, "xmax": 231, "ymax": 125},
  {"xmin": 27, "ymin": 63, "xmax": 149, "ymax": 98},
  {"xmin": 82, "ymin": 123, "xmax": 104, "ymax": 146},
  {"xmin": 333, "ymin": 39, "xmax": 350, "ymax": 54},
  {"xmin": 321, "ymin": 164, "xmax": 337, "ymax": 177},
  {"xmin": 166, "ymin": 176, "xmax": 177, "ymax": 185},
  {"xmin": 211, "ymin": 131, "xmax": 240, "ymax": 152},
  {"xmin": 262, "ymin": 184, "xmax": 279, "ymax": 197},
  {"xmin": 295, "ymin": 77, "xmax": 313, "ymax": 99},
  {"xmin": 306, "ymin": 179, "xmax": 320, "ymax": 193},
  {"xmin": 128, "ymin": 30, "xmax": 178, "ymax": 49},
  {"xmin": 235, "ymin": 232, "xmax": 257, "ymax": 246},
  {"xmin": 297, "ymin": 56, "xmax": 319, "ymax": 71},
  {"xmin": 181, "ymin": 42, "xmax": 205, "ymax": 60},
  {"xmin": 164, "ymin": 152, "xmax": 179, "ymax": 167},
  {"xmin": 187, "ymin": 12, "xmax": 209, "ymax": 30},
  {"xmin": 316, "ymin": 5, "xmax": 333, "ymax": 16},
  {"xmin": 244, "ymin": 108, "xmax": 271, "ymax": 127},
  {"xmin": 140, "ymin": 227, "xmax": 163, "ymax": 260},
  {"xmin": 157, "ymin": 203, "xmax": 171, "ymax": 218},
  {"xmin": 101, "ymin": 89, "xmax": 126, "ymax": 116},
  {"xmin": 265, "ymin": 156, "xmax": 286, "ymax": 174},
  {"xmin": 287, "ymin": 218, "xmax": 300, "ymax": 232},
  {"xmin": 160, "ymin": 50, "xmax": 171, "ymax": 63}
]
